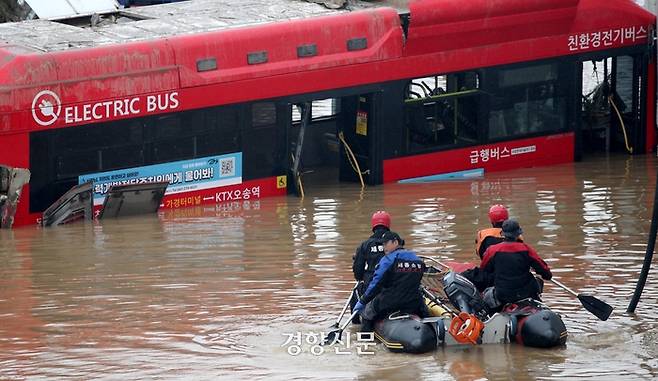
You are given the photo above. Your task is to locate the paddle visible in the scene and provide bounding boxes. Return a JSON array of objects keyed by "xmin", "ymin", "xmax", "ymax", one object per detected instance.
[
  {"xmin": 323, "ymin": 310, "xmax": 359, "ymax": 345},
  {"xmin": 549, "ymin": 278, "xmax": 613, "ymax": 321},
  {"xmin": 420, "ymin": 255, "xmax": 613, "ymax": 320},
  {"xmin": 331, "ymin": 281, "xmax": 360, "ymax": 328}
]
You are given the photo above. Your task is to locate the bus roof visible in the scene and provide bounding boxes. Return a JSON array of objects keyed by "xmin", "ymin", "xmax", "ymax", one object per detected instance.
[
  {"xmin": 0, "ymin": 0, "xmax": 396, "ymax": 52},
  {"xmin": 0, "ymin": 0, "xmax": 653, "ymax": 125}
]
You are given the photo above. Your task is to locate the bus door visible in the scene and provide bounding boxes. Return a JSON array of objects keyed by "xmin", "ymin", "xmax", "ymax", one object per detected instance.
[
  {"xmin": 285, "ymin": 93, "xmax": 379, "ymax": 196},
  {"xmin": 581, "ymin": 53, "xmax": 652, "ymax": 155},
  {"xmin": 286, "ymin": 99, "xmax": 343, "ymax": 196},
  {"xmin": 289, "ymin": 102, "xmax": 311, "ymax": 196},
  {"xmin": 338, "ymin": 94, "xmax": 375, "ymax": 186},
  {"xmin": 611, "ymin": 54, "xmax": 650, "ymax": 154}
]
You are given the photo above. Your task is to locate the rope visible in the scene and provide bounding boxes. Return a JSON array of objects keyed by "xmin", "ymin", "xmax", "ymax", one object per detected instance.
[
  {"xmin": 338, "ymin": 131, "xmax": 365, "ymax": 190},
  {"xmin": 608, "ymin": 95, "xmax": 633, "ymax": 154}
]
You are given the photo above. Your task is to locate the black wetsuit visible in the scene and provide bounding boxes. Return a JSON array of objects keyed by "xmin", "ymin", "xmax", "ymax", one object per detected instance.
[{"xmin": 352, "ymin": 227, "xmax": 388, "ymax": 301}]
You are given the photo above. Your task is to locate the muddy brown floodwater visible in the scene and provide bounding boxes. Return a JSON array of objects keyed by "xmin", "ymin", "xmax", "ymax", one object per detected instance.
[{"xmin": 2, "ymin": 153, "xmax": 658, "ymax": 380}]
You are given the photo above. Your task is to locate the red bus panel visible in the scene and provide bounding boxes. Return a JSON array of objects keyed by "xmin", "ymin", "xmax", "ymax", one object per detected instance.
[{"xmin": 383, "ymin": 133, "xmax": 575, "ymax": 183}]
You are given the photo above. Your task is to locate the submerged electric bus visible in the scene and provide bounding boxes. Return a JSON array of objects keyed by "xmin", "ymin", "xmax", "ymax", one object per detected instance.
[{"xmin": 0, "ymin": 0, "xmax": 654, "ymax": 227}]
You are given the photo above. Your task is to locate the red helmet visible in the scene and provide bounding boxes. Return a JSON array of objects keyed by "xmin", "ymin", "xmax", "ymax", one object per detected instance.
[
  {"xmin": 488, "ymin": 204, "xmax": 509, "ymax": 224},
  {"xmin": 371, "ymin": 211, "xmax": 391, "ymax": 230}
]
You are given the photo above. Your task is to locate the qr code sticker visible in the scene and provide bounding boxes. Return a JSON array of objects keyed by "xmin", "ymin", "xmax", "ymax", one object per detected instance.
[{"xmin": 220, "ymin": 157, "xmax": 235, "ymax": 177}]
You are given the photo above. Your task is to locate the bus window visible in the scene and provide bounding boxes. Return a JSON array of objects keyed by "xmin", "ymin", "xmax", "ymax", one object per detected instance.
[
  {"xmin": 151, "ymin": 135, "xmax": 195, "ymax": 163},
  {"xmin": 404, "ymin": 71, "xmax": 481, "ymax": 152},
  {"xmin": 55, "ymin": 150, "xmax": 99, "ymax": 179},
  {"xmin": 488, "ymin": 63, "xmax": 568, "ymax": 140},
  {"xmin": 243, "ymin": 102, "xmax": 283, "ymax": 180},
  {"xmin": 196, "ymin": 106, "xmax": 240, "ymax": 156},
  {"xmin": 291, "ymin": 99, "xmax": 338, "ymax": 122},
  {"xmin": 55, "ymin": 118, "xmax": 145, "ymax": 176},
  {"xmin": 147, "ymin": 107, "xmax": 241, "ymax": 163},
  {"xmin": 102, "ymin": 145, "xmax": 144, "ymax": 170},
  {"xmin": 30, "ymin": 118, "xmax": 146, "ymax": 212},
  {"xmin": 252, "ymin": 102, "xmax": 277, "ymax": 128},
  {"xmin": 29, "ymin": 106, "xmax": 244, "ymax": 212},
  {"xmin": 148, "ymin": 114, "xmax": 194, "ymax": 163}
]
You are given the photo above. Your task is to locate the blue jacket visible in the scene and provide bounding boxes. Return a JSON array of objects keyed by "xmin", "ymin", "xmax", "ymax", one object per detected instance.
[{"xmin": 360, "ymin": 248, "xmax": 425, "ymax": 312}]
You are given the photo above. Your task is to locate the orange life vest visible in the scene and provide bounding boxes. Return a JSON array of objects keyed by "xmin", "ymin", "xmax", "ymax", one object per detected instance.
[
  {"xmin": 475, "ymin": 228, "xmax": 524, "ymax": 258},
  {"xmin": 475, "ymin": 228, "xmax": 503, "ymax": 257}
]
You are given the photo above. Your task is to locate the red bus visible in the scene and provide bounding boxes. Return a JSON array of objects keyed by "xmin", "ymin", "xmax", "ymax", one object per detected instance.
[{"xmin": 0, "ymin": 0, "xmax": 655, "ymax": 227}]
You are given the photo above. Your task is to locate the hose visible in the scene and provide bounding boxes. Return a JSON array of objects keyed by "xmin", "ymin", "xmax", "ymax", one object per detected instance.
[
  {"xmin": 338, "ymin": 131, "xmax": 365, "ymax": 190},
  {"xmin": 608, "ymin": 95, "xmax": 633, "ymax": 154}
]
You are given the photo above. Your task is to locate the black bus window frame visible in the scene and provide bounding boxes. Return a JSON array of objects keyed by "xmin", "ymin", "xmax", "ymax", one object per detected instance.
[
  {"xmin": 404, "ymin": 71, "xmax": 482, "ymax": 153},
  {"xmin": 487, "ymin": 61, "xmax": 569, "ymax": 141}
]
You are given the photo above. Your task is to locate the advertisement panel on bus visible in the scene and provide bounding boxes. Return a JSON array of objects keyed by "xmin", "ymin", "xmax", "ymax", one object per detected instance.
[{"xmin": 78, "ymin": 153, "xmax": 243, "ymax": 206}]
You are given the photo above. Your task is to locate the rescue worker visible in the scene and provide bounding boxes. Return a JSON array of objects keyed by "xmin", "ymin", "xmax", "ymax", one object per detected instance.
[
  {"xmin": 463, "ymin": 204, "xmax": 522, "ymax": 290},
  {"xmin": 353, "ymin": 231, "xmax": 427, "ymax": 332},
  {"xmin": 480, "ymin": 219, "xmax": 552, "ymax": 310},
  {"xmin": 350, "ymin": 211, "xmax": 390, "ymax": 323},
  {"xmin": 475, "ymin": 204, "xmax": 511, "ymax": 259}
]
